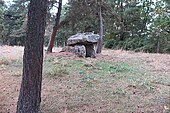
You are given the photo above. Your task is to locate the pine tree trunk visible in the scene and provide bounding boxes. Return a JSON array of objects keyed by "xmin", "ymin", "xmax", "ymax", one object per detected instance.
[
  {"xmin": 156, "ymin": 37, "xmax": 160, "ymax": 53},
  {"xmin": 96, "ymin": 0, "xmax": 103, "ymax": 54},
  {"xmin": 47, "ymin": 0, "xmax": 62, "ymax": 53},
  {"xmin": 16, "ymin": 0, "xmax": 47, "ymax": 113},
  {"xmin": 119, "ymin": 0, "xmax": 125, "ymax": 41}
]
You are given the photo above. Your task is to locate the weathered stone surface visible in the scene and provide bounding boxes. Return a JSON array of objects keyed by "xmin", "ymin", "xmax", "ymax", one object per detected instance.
[
  {"xmin": 85, "ymin": 44, "xmax": 97, "ymax": 58},
  {"xmin": 74, "ymin": 45, "xmax": 86, "ymax": 58},
  {"xmin": 61, "ymin": 45, "xmax": 86, "ymax": 58},
  {"xmin": 61, "ymin": 46, "xmax": 75, "ymax": 52},
  {"xmin": 67, "ymin": 32, "xmax": 100, "ymax": 46}
]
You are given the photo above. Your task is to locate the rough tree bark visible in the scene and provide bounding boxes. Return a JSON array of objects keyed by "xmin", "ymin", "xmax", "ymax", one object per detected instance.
[
  {"xmin": 119, "ymin": 0, "xmax": 125, "ymax": 41},
  {"xmin": 47, "ymin": 0, "xmax": 62, "ymax": 53},
  {"xmin": 96, "ymin": 0, "xmax": 103, "ymax": 54},
  {"xmin": 16, "ymin": 0, "xmax": 47, "ymax": 113}
]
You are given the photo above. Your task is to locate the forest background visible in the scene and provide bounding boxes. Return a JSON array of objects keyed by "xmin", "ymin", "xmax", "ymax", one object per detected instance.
[{"xmin": 0, "ymin": 0, "xmax": 170, "ymax": 53}]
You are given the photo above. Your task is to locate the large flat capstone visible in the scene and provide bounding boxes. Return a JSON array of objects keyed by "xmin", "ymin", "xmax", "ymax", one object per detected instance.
[{"xmin": 67, "ymin": 32, "xmax": 100, "ymax": 46}]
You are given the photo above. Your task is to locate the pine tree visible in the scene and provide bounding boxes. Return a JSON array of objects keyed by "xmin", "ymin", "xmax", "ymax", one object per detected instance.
[{"xmin": 16, "ymin": 0, "xmax": 47, "ymax": 112}]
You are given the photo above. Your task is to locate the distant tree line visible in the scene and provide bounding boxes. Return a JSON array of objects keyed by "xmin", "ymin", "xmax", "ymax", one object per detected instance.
[{"xmin": 0, "ymin": 0, "xmax": 170, "ymax": 53}]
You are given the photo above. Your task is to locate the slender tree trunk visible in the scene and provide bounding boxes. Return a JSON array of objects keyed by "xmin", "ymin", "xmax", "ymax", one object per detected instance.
[
  {"xmin": 120, "ymin": 1, "xmax": 125, "ymax": 41},
  {"xmin": 156, "ymin": 37, "xmax": 160, "ymax": 53},
  {"xmin": 16, "ymin": 0, "xmax": 47, "ymax": 113},
  {"xmin": 47, "ymin": 0, "xmax": 62, "ymax": 53},
  {"xmin": 96, "ymin": 0, "xmax": 103, "ymax": 54}
]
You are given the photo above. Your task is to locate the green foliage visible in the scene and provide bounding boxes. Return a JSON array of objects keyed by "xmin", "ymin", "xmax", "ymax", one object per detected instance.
[
  {"xmin": 104, "ymin": 39, "xmax": 116, "ymax": 49},
  {"xmin": 0, "ymin": 1, "xmax": 5, "ymax": 41},
  {"xmin": 104, "ymin": 0, "xmax": 170, "ymax": 53},
  {"xmin": 104, "ymin": 38, "xmax": 157, "ymax": 52},
  {"xmin": 58, "ymin": 0, "xmax": 105, "ymax": 43},
  {"xmin": 0, "ymin": 0, "xmax": 170, "ymax": 53},
  {"xmin": 59, "ymin": 0, "xmax": 170, "ymax": 53},
  {"xmin": 0, "ymin": 0, "xmax": 27, "ymax": 45}
]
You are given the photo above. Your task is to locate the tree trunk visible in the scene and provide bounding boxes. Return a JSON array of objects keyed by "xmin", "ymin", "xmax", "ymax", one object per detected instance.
[
  {"xmin": 47, "ymin": 0, "xmax": 62, "ymax": 53},
  {"xmin": 96, "ymin": 0, "xmax": 103, "ymax": 54},
  {"xmin": 156, "ymin": 37, "xmax": 160, "ymax": 53},
  {"xmin": 16, "ymin": 0, "xmax": 47, "ymax": 113},
  {"xmin": 119, "ymin": 0, "xmax": 125, "ymax": 41}
]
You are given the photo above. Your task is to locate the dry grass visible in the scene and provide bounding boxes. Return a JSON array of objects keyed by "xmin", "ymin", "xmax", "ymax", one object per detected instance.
[{"xmin": 0, "ymin": 46, "xmax": 170, "ymax": 113}]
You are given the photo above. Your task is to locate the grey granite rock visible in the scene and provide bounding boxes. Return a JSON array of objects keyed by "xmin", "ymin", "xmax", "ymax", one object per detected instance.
[
  {"xmin": 67, "ymin": 32, "xmax": 99, "ymax": 46},
  {"xmin": 66, "ymin": 32, "xmax": 99, "ymax": 58}
]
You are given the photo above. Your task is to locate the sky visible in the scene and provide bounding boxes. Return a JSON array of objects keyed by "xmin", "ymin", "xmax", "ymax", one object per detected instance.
[{"xmin": 62, "ymin": 0, "xmax": 68, "ymax": 5}]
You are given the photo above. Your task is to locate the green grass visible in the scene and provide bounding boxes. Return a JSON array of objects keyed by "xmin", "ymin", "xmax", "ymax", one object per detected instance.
[
  {"xmin": 43, "ymin": 56, "xmax": 170, "ymax": 90},
  {"xmin": 11, "ymin": 59, "xmax": 23, "ymax": 67},
  {"xmin": 0, "ymin": 58, "xmax": 23, "ymax": 76},
  {"xmin": 1, "ymin": 55, "xmax": 169, "ymax": 113},
  {"xmin": 41, "ymin": 56, "xmax": 170, "ymax": 113},
  {"xmin": 43, "ymin": 57, "xmax": 83, "ymax": 78},
  {"xmin": 0, "ymin": 58, "xmax": 10, "ymax": 65}
]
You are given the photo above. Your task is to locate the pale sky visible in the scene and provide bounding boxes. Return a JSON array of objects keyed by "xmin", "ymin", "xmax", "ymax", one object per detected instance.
[{"xmin": 62, "ymin": 0, "xmax": 68, "ymax": 5}]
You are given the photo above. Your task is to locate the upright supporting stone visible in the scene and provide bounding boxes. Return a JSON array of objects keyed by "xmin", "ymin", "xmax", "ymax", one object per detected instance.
[
  {"xmin": 85, "ymin": 44, "xmax": 97, "ymax": 58},
  {"xmin": 74, "ymin": 45, "xmax": 86, "ymax": 58}
]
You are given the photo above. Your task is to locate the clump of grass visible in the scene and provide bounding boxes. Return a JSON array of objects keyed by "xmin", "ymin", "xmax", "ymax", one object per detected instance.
[
  {"xmin": 143, "ymin": 80, "xmax": 155, "ymax": 92},
  {"xmin": 43, "ymin": 57, "xmax": 71, "ymax": 77},
  {"xmin": 46, "ymin": 66, "xmax": 69, "ymax": 77},
  {"xmin": 11, "ymin": 59, "xmax": 23, "ymax": 67},
  {"xmin": 80, "ymin": 75, "xmax": 96, "ymax": 87},
  {"xmin": 110, "ymin": 62, "xmax": 131, "ymax": 73},
  {"xmin": 45, "ymin": 57, "xmax": 55, "ymax": 62},
  {"xmin": 95, "ymin": 61, "xmax": 132, "ymax": 76},
  {"xmin": 0, "ymin": 58, "xmax": 10, "ymax": 65},
  {"xmin": 113, "ymin": 88, "xmax": 127, "ymax": 96}
]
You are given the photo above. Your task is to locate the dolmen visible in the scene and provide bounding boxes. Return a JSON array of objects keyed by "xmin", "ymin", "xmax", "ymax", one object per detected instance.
[{"xmin": 62, "ymin": 32, "xmax": 100, "ymax": 58}]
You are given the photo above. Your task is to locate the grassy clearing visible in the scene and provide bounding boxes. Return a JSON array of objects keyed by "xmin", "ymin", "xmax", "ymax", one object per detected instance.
[
  {"xmin": 41, "ymin": 56, "xmax": 170, "ymax": 113},
  {"xmin": 0, "ymin": 58, "xmax": 23, "ymax": 76},
  {"xmin": 0, "ymin": 51, "xmax": 169, "ymax": 113}
]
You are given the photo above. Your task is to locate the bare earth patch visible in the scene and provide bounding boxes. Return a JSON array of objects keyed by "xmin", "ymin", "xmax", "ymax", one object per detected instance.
[{"xmin": 0, "ymin": 46, "xmax": 170, "ymax": 113}]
